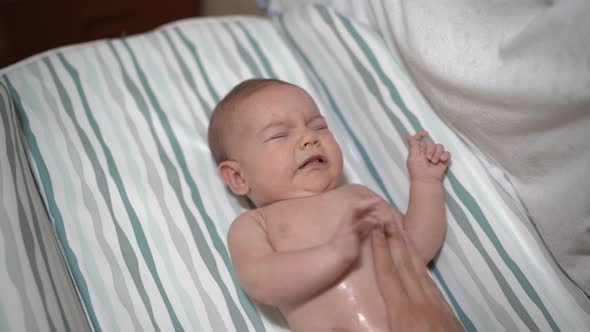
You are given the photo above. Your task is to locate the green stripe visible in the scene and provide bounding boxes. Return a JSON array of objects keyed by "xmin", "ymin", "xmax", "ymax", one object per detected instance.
[
  {"xmin": 443, "ymin": 230, "xmax": 520, "ymax": 331},
  {"xmin": 92, "ymin": 45, "xmax": 196, "ymax": 330},
  {"xmin": 235, "ymin": 21, "xmax": 277, "ymax": 77},
  {"xmin": 31, "ymin": 59, "xmax": 129, "ymax": 331},
  {"xmin": 4, "ymin": 74, "xmax": 101, "ymax": 332},
  {"xmin": 153, "ymin": 27, "xmax": 265, "ymax": 331},
  {"xmin": 0, "ymin": 169, "xmax": 40, "ymax": 332},
  {"xmin": 43, "ymin": 56, "xmax": 161, "ymax": 331},
  {"xmin": 430, "ymin": 266, "xmax": 475, "ymax": 331},
  {"xmin": 329, "ymin": 7, "xmax": 421, "ymax": 131},
  {"xmin": 122, "ymin": 37, "xmax": 217, "ymax": 331},
  {"xmin": 447, "ymin": 171, "xmax": 559, "ymax": 331},
  {"xmin": 0, "ymin": 302, "xmax": 8, "ymax": 332},
  {"xmin": 113, "ymin": 40, "xmax": 259, "ymax": 331},
  {"xmin": 2, "ymin": 93, "xmax": 67, "ymax": 332},
  {"xmin": 326, "ymin": 8, "xmax": 559, "ymax": 330},
  {"xmin": 56, "ymin": 53, "xmax": 181, "ymax": 331},
  {"xmin": 222, "ymin": 22, "xmax": 264, "ymax": 78},
  {"xmin": 160, "ymin": 30, "xmax": 212, "ymax": 117},
  {"xmin": 445, "ymin": 187, "xmax": 540, "ymax": 331},
  {"xmin": 174, "ymin": 28, "xmax": 220, "ymax": 104},
  {"xmin": 318, "ymin": 8, "xmax": 412, "ymax": 145}
]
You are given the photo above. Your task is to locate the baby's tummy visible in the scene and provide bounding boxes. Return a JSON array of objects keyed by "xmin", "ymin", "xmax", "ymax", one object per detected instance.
[{"xmin": 282, "ymin": 244, "xmax": 389, "ymax": 332}]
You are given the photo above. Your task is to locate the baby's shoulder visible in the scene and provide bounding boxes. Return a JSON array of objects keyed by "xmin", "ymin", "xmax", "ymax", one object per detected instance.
[{"xmin": 229, "ymin": 209, "xmax": 266, "ymax": 235}]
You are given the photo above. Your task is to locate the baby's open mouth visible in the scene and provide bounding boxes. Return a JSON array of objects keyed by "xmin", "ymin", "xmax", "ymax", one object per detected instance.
[{"xmin": 299, "ymin": 155, "xmax": 326, "ymax": 169}]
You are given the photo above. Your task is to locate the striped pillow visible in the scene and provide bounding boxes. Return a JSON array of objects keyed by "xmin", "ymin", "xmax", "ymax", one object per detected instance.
[
  {"xmin": 1, "ymin": 4, "xmax": 588, "ymax": 331},
  {"xmin": 0, "ymin": 82, "xmax": 89, "ymax": 331}
]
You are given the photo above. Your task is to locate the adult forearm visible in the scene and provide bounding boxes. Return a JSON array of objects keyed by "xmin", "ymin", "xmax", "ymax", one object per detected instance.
[
  {"xmin": 242, "ymin": 243, "xmax": 352, "ymax": 306},
  {"xmin": 404, "ymin": 181, "xmax": 446, "ymax": 262}
]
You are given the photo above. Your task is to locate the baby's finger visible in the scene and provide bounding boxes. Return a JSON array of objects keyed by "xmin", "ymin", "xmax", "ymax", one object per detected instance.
[
  {"xmin": 432, "ymin": 144, "xmax": 444, "ymax": 163},
  {"xmin": 356, "ymin": 218, "xmax": 380, "ymax": 238},
  {"xmin": 440, "ymin": 151, "xmax": 451, "ymax": 163},
  {"xmin": 424, "ymin": 140, "xmax": 436, "ymax": 161},
  {"xmin": 406, "ymin": 131, "xmax": 428, "ymax": 154},
  {"xmin": 406, "ymin": 135, "xmax": 421, "ymax": 158}
]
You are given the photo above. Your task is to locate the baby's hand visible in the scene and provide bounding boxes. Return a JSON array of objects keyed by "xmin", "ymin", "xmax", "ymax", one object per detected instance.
[
  {"xmin": 406, "ymin": 131, "xmax": 451, "ymax": 183},
  {"xmin": 330, "ymin": 197, "xmax": 384, "ymax": 264}
]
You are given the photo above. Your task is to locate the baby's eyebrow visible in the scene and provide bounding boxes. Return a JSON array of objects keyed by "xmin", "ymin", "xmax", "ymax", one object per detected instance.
[
  {"xmin": 257, "ymin": 121, "xmax": 285, "ymax": 136},
  {"xmin": 307, "ymin": 114, "xmax": 326, "ymax": 123}
]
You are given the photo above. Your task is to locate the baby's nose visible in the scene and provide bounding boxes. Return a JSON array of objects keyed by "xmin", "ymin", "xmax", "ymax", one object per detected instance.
[{"xmin": 300, "ymin": 133, "xmax": 320, "ymax": 149}]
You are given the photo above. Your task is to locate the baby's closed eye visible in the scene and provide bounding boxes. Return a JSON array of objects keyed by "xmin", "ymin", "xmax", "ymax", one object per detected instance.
[
  {"xmin": 269, "ymin": 132, "xmax": 288, "ymax": 140},
  {"xmin": 308, "ymin": 119, "xmax": 328, "ymax": 131}
]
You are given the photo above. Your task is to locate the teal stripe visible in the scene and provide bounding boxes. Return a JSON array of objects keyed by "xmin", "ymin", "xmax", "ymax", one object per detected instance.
[
  {"xmin": 174, "ymin": 28, "xmax": 220, "ymax": 104},
  {"xmin": 314, "ymin": 7, "xmax": 475, "ymax": 323},
  {"xmin": 2, "ymin": 96, "xmax": 64, "ymax": 332},
  {"xmin": 32, "ymin": 59, "xmax": 131, "ymax": 331},
  {"xmin": 3, "ymin": 75, "xmax": 102, "ymax": 332},
  {"xmin": 55, "ymin": 53, "xmax": 181, "ymax": 331},
  {"xmin": 43, "ymin": 57, "xmax": 161, "ymax": 331},
  {"xmin": 117, "ymin": 38, "xmax": 214, "ymax": 331},
  {"xmin": 222, "ymin": 23, "xmax": 264, "ymax": 78},
  {"xmin": 160, "ymin": 30, "xmax": 212, "ymax": 118},
  {"xmin": 0, "ymin": 170, "xmax": 39, "ymax": 332},
  {"xmin": 279, "ymin": 14, "xmax": 395, "ymax": 206},
  {"xmin": 17, "ymin": 135, "xmax": 74, "ymax": 332},
  {"xmin": 430, "ymin": 266, "xmax": 475, "ymax": 331},
  {"xmin": 125, "ymin": 112, "xmax": 221, "ymax": 331},
  {"xmin": 219, "ymin": 23, "xmax": 279, "ymax": 85},
  {"xmin": 445, "ymin": 187, "xmax": 540, "ymax": 331},
  {"xmin": 235, "ymin": 21, "xmax": 277, "ymax": 77},
  {"xmin": 92, "ymin": 45, "xmax": 190, "ymax": 330},
  {"xmin": 445, "ymin": 230, "xmax": 520, "ymax": 331},
  {"xmin": 325, "ymin": 8, "xmax": 559, "ymax": 330},
  {"xmin": 329, "ymin": 7, "xmax": 422, "ymax": 131},
  {"xmin": 0, "ymin": 302, "xmax": 8, "ymax": 332},
  {"xmin": 112, "ymin": 40, "xmax": 260, "ymax": 331},
  {"xmin": 318, "ymin": 7, "xmax": 411, "ymax": 146},
  {"xmin": 447, "ymin": 172, "xmax": 560, "ymax": 331},
  {"xmin": 120, "ymin": 38, "xmax": 262, "ymax": 331}
]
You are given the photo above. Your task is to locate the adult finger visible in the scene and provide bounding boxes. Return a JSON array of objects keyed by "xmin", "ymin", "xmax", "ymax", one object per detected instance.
[
  {"xmin": 385, "ymin": 222, "xmax": 427, "ymax": 302},
  {"xmin": 371, "ymin": 226, "xmax": 406, "ymax": 308},
  {"xmin": 351, "ymin": 197, "xmax": 381, "ymax": 219}
]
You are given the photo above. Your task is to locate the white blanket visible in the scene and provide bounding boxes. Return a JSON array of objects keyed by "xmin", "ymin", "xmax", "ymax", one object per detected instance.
[{"xmin": 270, "ymin": 0, "xmax": 590, "ymax": 294}]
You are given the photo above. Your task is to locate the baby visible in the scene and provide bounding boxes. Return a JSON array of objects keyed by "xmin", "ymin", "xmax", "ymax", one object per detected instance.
[{"xmin": 208, "ymin": 78, "xmax": 451, "ymax": 332}]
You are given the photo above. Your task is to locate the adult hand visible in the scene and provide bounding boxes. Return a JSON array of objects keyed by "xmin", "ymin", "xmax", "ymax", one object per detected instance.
[{"xmin": 371, "ymin": 222, "xmax": 465, "ymax": 332}]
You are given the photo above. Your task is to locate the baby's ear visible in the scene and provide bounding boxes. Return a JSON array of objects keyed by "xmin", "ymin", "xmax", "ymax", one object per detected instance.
[{"xmin": 219, "ymin": 160, "xmax": 250, "ymax": 196}]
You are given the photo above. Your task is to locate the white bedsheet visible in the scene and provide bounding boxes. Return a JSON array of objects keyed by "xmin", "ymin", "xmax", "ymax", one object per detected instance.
[{"xmin": 269, "ymin": 0, "xmax": 590, "ymax": 295}]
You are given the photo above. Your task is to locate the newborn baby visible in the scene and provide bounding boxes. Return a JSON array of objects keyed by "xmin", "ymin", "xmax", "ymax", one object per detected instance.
[{"xmin": 208, "ymin": 78, "xmax": 451, "ymax": 332}]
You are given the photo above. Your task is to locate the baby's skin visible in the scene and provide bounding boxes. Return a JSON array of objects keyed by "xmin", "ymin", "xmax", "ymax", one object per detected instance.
[
  {"xmin": 214, "ymin": 81, "xmax": 451, "ymax": 332},
  {"xmin": 231, "ymin": 184, "xmax": 395, "ymax": 331}
]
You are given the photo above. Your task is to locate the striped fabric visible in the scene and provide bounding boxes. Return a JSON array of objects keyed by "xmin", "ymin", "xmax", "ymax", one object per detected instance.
[
  {"xmin": 1, "ymin": 4, "xmax": 589, "ymax": 331},
  {"xmin": 0, "ymin": 83, "xmax": 89, "ymax": 331}
]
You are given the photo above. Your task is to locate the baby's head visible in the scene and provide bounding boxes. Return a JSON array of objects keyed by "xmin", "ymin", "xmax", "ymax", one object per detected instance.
[{"xmin": 208, "ymin": 78, "xmax": 343, "ymax": 207}]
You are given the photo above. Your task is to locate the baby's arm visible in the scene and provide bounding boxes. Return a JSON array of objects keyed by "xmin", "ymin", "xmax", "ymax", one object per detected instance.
[
  {"xmin": 403, "ymin": 131, "xmax": 451, "ymax": 263},
  {"xmin": 228, "ymin": 198, "xmax": 381, "ymax": 307}
]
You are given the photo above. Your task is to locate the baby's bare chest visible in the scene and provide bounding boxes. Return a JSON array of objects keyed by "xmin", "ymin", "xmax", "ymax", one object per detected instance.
[{"xmin": 261, "ymin": 188, "xmax": 365, "ymax": 252}]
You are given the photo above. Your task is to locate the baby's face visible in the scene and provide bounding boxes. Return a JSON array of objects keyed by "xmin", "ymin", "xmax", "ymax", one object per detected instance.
[{"xmin": 228, "ymin": 84, "xmax": 343, "ymax": 206}]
